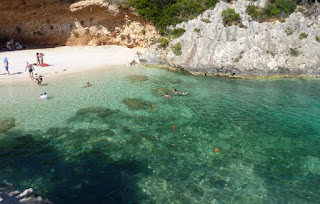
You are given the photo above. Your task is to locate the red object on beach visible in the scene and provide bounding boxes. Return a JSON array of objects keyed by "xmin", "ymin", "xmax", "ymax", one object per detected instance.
[
  {"xmin": 41, "ymin": 63, "xmax": 49, "ymax": 67},
  {"xmin": 214, "ymin": 148, "xmax": 219, "ymax": 152}
]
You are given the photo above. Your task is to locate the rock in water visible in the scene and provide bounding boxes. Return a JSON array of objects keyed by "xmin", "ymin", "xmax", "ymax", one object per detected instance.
[
  {"xmin": 152, "ymin": 87, "xmax": 172, "ymax": 96},
  {"xmin": 0, "ymin": 187, "xmax": 52, "ymax": 204},
  {"xmin": 122, "ymin": 98, "xmax": 151, "ymax": 110},
  {"xmin": 0, "ymin": 117, "xmax": 15, "ymax": 133},
  {"xmin": 126, "ymin": 75, "xmax": 149, "ymax": 83}
]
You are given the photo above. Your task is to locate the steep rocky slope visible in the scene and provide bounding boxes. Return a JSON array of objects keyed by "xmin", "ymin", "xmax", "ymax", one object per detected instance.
[
  {"xmin": 0, "ymin": 0, "xmax": 158, "ymax": 47},
  {"xmin": 144, "ymin": 0, "xmax": 320, "ymax": 77}
]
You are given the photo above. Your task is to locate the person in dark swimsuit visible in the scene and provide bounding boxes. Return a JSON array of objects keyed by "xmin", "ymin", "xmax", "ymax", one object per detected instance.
[
  {"xmin": 25, "ymin": 62, "xmax": 35, "ymax": 79},
  {"xmin": 35, "ymin": 75, "xmax": 43, "ymax": 85},
  {"xmin": 36, "ymin": 53, "xmax": 40, "ymax": 66}
]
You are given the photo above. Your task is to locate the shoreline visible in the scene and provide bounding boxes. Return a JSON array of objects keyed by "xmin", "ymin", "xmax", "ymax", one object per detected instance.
[
  {"xmin": 0, "ymin": 46, "xmax": 144, "ymax": 84},
  {"xmin": 1, "ymin": 45, "xmax": 319, "ymax": 85},
  {"xmin": 142, "ymin": 63, "xmax": 320, "ymax": 80}
]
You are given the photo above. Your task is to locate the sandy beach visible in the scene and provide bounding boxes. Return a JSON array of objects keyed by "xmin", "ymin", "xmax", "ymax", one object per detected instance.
[{"xmin": 0, "ymin": 46, "xmax": 144, "ymax": 83}]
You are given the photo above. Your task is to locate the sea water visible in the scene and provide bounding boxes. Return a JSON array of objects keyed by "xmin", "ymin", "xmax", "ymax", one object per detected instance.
[{"xmin": 0, "ymin": 65, "xmax": 319, "ymax": 203}]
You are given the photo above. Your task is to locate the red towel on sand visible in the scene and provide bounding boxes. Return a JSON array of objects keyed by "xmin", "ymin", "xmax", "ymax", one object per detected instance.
[{"xmin": 41, "ymin": 63, "xmax": 49, "ymax": 66}]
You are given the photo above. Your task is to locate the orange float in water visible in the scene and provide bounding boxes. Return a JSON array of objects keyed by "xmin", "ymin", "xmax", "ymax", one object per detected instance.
[
  {"xmin": 173, "ymin": 125, "xmax": 176, "ymax": 130},
  {"xmin": 214, "ymin": 148, "xmax": 219, "ymax": 152}
]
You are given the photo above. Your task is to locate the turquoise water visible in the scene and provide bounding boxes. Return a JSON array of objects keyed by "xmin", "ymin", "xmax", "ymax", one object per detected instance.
[{"xmin": 0, "ymin": 65, "xmax": 320, "ymax": 203}]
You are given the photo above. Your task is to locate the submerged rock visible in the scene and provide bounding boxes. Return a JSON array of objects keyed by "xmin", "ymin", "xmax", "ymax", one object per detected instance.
[
  {"xmin": 126, "ymin": 75, "xmax": 149, "ymax": 83},
  {"xmin": 0, "ymin": 117, "xmax": 15, "ymax": 133},
  {"xmin": 68, "ymin": 107, "xmax": 119, "ymax": 123},
  {"xmin": 0, "ymin": 187, "xmax": 52, "ymax": 204},
  {"xmin": 75, "ymin": 107, "xmax": 108, "ymax": 116},
  {"xmin": 152, "ymin": 87, "xmax": 172, "ymax": 96},
  {"xmin": 122, "ymin": 98, "xmax": 151, "ymax": 110},
  {"xmin": 168, "ymin": 78, "xmax": 181, "ymax": 84}
]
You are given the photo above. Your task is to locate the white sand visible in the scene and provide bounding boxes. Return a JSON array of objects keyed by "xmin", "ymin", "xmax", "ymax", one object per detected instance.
[{"xmin": 0, "ymin": 46, "xmax": 144, "ymax": 83}]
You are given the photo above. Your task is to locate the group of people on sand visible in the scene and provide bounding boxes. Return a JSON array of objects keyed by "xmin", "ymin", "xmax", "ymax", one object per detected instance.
[
  {"xmin": 129, "ymin": 51, "xmax": 143, "ymax": 66},
  {"xmin": 2, "ymin": 52, "xmax": 47, "ymax": 86},
  {"xmin": 6, "ymin": 38, "xmax": 23, "ymax": 51},
  {"xmin": 24, "ymin": 53, "xmax": 47, "ymax": 82},
  {"xmin": 25, "ymin": 62, "xmax": 44, "ymax": 85}
]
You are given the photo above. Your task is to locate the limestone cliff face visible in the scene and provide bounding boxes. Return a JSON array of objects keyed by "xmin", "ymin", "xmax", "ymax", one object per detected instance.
[
  {"xmin": 144, "ymin": 1, "xmax": 320, "ymax": 76},
  {"xmin": 0, "ymin": 0, "xmax": 158, "ymax": 47}
]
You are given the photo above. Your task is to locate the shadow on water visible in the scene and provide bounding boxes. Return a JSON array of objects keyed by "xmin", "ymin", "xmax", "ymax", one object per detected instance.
[{"xmin": 0, "ymin": 130, "xmax": 151, "ymax": 204}]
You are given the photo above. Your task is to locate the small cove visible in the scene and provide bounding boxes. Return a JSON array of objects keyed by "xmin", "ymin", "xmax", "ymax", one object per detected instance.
[{"xmin": 0, "ymin": 65, "xmax": 319, "ymax": 203}]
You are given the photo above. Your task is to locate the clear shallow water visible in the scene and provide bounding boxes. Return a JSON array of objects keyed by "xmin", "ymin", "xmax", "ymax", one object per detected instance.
[{"xmin": 0, "ymin": 65, "xmax": 319, "ymax": 203}]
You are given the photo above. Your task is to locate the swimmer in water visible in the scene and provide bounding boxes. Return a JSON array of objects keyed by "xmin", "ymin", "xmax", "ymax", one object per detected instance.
[
  {"xmin": 39, "ymin": 92, "xmax": 48, "ymax": 99},
  {"xmin": 163, "ymin": 93, "xmax": 171, "ymax": 98},
  {"xmin": 173, "ymin": 88, "xmax": 188, "ymax": 96},
  {"xmin": 84, "ymin": 81, "xmax": 92, "ymax": 87}
]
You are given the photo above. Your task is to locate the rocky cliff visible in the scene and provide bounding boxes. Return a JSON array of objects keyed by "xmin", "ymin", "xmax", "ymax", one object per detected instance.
[
  {"xmin": 0, "ymin": 0, "xmax": 158, "ymax": 47},
  {"xmin": 144, "ymin": 0, "xmax": 320, "ymax": 77}
]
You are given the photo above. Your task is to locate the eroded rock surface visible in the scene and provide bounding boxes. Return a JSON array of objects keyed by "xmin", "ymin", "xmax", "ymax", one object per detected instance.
[
  {"xmin": 144, "ymin": 1, "xmax": 320, "ymax": 76},
  {"xmin": 0, "ymin": 0, "xmax": 158, "ymax": 47}
]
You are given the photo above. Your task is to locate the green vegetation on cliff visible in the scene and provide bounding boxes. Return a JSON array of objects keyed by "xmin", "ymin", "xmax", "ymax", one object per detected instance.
[
  {"xmin": 221, "ymin": 9, "xmax": 241, "ymax": 26},
  {"xmin": 246, "ymin": 0, "xmax": 296, "ymax": 22},
  {"xmin": 128, "ymin": 0, "xmax": 219, "ymax": 34}
]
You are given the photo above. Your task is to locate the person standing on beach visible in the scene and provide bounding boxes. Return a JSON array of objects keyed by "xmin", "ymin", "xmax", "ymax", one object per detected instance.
[
  {"xmin": 25, "ymin": 62, "xmax": 35, "ymax": 79},
  {"xmin": 3, "ymin": 57, "xmax": 10, "ymax": 75},
  {"xmin": 36, "ymin": 53, "xmax": 40, "ymax": 66}
]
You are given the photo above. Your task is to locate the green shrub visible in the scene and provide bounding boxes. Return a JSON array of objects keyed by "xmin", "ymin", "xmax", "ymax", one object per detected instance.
[
  {"xmin": 316, "ymin": 36, "xmax": 320, "ymax": 42},
  {"xmin": 194, "ymin": 28, "xmax": 200, "ymax": 32},
  {"xmin": 170, "ymin": 28, "xmax": 186, "ymax": 39},
  {"xmin": 120, "ymin": 34, "xmax": 126, "ymax": 40},
  {"xmin": 264, "ymin": 4, "xmax": 281, "ymax": 17},
  {"xmin": 280, "ymin": 18, "xmax": 286, "ymax": 22},
  {"xmin": 289, "ymin": 48, "xmax": 299, "ymax": 57},
  {"xmin": 275, "ymin": 0, "xmax": 296, "ymax": 14},
  {"xmin": 158, "ymin": 38, "xmax": 169, "ymax": 48},
  {"xmin": 299, "ymin": 32, "xmax": 308, "ymax": 39},
  {"xmin": 221, "ymin": 9, "xmax": 241, "ymax": 26},
  {"xmin": 128, "ymin": 0, "xmax": 219, "ymax": 31},
  {"xmin": 171, "ymin": 42, "xmax": 182, "ymax": 56},
  {"xmin": 284, "ymin": 27, "xmax": 294, "ymax": 35},
  {"xmin": 247, "ymin": 5, "xmax": 260, "ymax": 19},
  {"xmin": 246, "ymin": 0, "xmax": 296, "ymax": 22},
  {"xmin": 201, "ymin": 18, "xmax": 212, "ymax": 23},
  {"xmin": 204, "ymin": 0, "xmax": 219, "ymax": 7}
]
